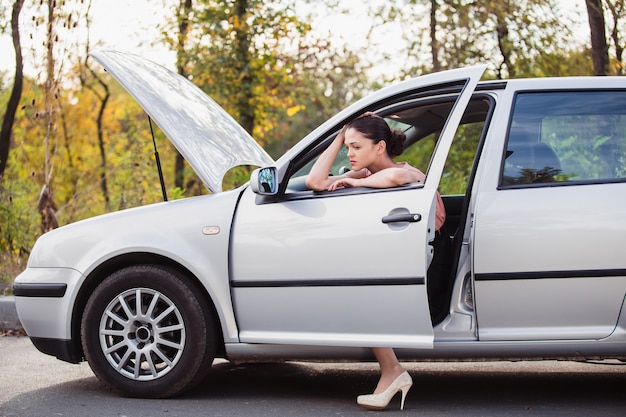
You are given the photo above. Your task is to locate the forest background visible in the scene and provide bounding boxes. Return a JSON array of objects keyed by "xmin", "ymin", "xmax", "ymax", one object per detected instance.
[{"xmin": 0, "ymin": 0, "xmax": 624, "ymax": 291}]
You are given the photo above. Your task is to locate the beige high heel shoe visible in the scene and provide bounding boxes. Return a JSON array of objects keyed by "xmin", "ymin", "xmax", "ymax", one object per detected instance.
[{"xmin": 356, "ymin": 371, "xmax": 413, "ymax": 411}]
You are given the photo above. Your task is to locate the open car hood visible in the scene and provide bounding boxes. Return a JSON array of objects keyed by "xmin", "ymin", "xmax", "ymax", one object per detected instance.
[{"xmin": 90, "ymin": 50, "xmax": 274, "ymax": 193}]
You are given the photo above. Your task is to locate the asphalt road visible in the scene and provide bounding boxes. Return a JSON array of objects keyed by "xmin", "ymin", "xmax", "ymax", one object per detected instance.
[{"xmin": 1, "ymin": 336, "xmax": 625, "ymax": 417}]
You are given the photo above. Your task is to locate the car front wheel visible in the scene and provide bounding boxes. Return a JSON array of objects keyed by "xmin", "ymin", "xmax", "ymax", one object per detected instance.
[{"xmin": 81, "ymin": 265, "xmax": 217, "ymax": 398}]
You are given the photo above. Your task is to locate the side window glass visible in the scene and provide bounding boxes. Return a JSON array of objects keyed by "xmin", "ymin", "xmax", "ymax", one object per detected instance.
[
  {"xmin": 287, "ymin": 97, "xmax": 491, "ymax": 194},
  {"xmin": 287, "ymin": 145, "xmax": 350, "ymax": 192},
  {"xmin": 502, "ymin": 91, "xmax": 626, "ymax": 186},
  {"xmin": 395, "ymin": 127, "xmax": 436, "ymax": 180},
  {"xmin": 391, "ymin": 98, "xmax": 490, "ymax": 196},
  {"xmin": 440, "ymin": 120, "xmax": 485, "ymax": 195},
  {"xmin": 289, "ymin": 103, "xmax": 451, "ymax": 193},
  {"xmin": 292, "ymin": 147, "xmax": 351, "ymax": 177}
]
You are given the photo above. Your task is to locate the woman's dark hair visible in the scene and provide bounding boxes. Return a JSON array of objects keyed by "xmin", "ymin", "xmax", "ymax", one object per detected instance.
[{"xmin": 346, "ymin": 112, "xmax": 406, "ymax": 157}]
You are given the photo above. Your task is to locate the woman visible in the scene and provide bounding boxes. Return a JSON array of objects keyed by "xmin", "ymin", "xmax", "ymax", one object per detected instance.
[{"xmin": 306, "ymin": 112, "xmax": 445, "ymax": 411}]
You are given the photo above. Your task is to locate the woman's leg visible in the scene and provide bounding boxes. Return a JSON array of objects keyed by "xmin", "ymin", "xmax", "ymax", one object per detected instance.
[{"xmin": 371, "ymin": 347, "xmax": 405, "ymax": 394}]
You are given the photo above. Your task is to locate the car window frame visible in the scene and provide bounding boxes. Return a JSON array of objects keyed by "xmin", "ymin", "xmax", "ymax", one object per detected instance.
[{"xmin": 274, "ymin": 94, "xmax": 478, "ymax": 203}]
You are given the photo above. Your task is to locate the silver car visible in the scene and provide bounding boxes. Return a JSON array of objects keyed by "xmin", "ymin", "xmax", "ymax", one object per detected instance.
[{"xmin": 14, "ymin": 51, "xmax": 626, "ymax": 398}]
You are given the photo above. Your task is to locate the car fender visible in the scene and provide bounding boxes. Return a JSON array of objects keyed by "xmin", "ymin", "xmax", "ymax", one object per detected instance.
[{"xmin": 16, "ymin": 189, "xmax": 244, "ymax": 343}]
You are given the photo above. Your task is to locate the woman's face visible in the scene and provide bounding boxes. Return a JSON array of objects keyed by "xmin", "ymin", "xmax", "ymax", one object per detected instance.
[{"xmin": 344, "ymin": 127, "xmax": 383, "ymax": 171}]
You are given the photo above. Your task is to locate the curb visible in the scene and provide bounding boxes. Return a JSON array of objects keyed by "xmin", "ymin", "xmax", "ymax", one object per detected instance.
[{"xmin": 0, "ymin": 296, "xmax": 23, "ymax": 331}]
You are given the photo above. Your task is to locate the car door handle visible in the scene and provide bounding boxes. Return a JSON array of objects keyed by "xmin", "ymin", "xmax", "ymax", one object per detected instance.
[{"xmin": 381, "ymin": 213, "xmax": 422, "ymax": 224}]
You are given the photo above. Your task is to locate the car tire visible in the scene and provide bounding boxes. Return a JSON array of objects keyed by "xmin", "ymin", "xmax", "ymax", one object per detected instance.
[{"xmin": 81, "ymin": 264, "xmax": 217, "ymax": 398}]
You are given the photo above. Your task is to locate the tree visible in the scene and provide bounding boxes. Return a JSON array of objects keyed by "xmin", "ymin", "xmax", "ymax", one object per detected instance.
[
  {"xmin": 38, "ymin": 0, "xmax": 61, "ymax": 233},
  {"xmin": 22, "ymin": 0, "xmax": 92, "ymax": 231},
  {"xmin": 0, "ymin": 0, "xmax": 24, "ymax": 180},
  {"xmin": 183, "ymin": 0, "xmax": 311, "ymax": 139},
  {"xmin": 173, "ymin": 0, "xmax": 193, "ymax": 190},
  {"xmin": 159, "ymin": 0, "xmax": 369, "ymax": 186},
  {"xmin": 430, "ymin": 0, "xmax": 441, "ymax": 72},
  {"xmin": 586, "ymin": 0, "xmax": 610, "ymax": 75},
  {"xmin": 370, "ymin": 0, "xmax": 579, "ymax": 79},
  {"xmin": 604, "ymin": 0, "xmax": 625, "ymax": 74},
  {"xmin": 440, "ymin": 0, "xmax": 577, "ymax": 78},
  {"xmin": 81, "ymin": 0, "xmax": 111, "ymax": 209}
]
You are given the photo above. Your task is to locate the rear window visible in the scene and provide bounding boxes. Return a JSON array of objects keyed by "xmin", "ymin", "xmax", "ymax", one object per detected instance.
[{"xmin": 501, "ymin": 91, "xmax": 626, "ymax": 186}]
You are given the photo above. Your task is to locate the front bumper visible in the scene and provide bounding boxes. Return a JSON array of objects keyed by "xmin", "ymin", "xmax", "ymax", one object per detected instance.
[{"xmin": 14, "ymin": 267, "xmax": 83, "ymax": 341}]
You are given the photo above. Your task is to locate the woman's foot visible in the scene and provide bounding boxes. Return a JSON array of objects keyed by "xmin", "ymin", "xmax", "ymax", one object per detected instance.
[
  {"xmin": 373, "ymin": 367, "xmax": 405, "ymax": 394},
  {"xmin": 357, "ymin": 371, "xmax": 413, "ymax": 410}
]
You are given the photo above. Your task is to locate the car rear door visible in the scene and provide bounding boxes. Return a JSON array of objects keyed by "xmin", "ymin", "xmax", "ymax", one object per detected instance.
[
  {"xmin": 472, "ymin": 81, "xmax": 626, "ymax": 341},
  {"xmin": 230, "ymin": 66, "xmax": 486, "ymax": 349}
]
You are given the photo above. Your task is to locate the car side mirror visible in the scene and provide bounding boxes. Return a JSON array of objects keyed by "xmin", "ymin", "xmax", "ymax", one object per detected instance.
[{"xmin": 250, "ymin": 167, "xmax": 278, "ymax": 195}]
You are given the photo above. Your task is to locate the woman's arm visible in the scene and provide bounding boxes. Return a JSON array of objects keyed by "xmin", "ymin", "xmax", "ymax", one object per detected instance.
[
  {"xmin": 327, "ymin": 167, "xmax": 422, "ymax": 191},
  {"xmin": 305, "ymin": 127, "xmax": 348, "ymax": 191}
]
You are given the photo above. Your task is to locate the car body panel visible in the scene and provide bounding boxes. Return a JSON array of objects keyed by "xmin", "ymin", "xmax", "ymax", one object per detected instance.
[
  {"xmin": 473, "ymin": 183, "xmax": 626, "ymax": 340},
  {"xmin": 16, "ymin": 191, "xmax": 245, "ymax": 343},
  {"xmin": 229, "ymin": 64, "xmax": 486, "ymax": 349},
  {"xmin": 13, "ymin": 267, "xmax": 82, "ymax": 339},
  {"xmin": 469, "ymin": 78, "xmax": 626, "ymax": 341},
  {"xmin": 230, "ymin": 185, "xmax": 437, "ymax": 348},
  {"xmin": 90, "ymin": 50, "xmax": 274, "ymax": 193}
]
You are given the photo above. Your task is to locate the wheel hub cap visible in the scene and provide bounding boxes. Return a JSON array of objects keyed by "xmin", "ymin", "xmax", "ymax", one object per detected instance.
[{"xmin": 99, "ymin": 288, "xmax": 186, "ymax": 381}]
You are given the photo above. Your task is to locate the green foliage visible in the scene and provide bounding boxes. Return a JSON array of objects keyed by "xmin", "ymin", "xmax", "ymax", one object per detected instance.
[
  {"xmin": 401, "ymin": 134, "xmax": 436, "ymax": 177},
  {"xmin": 168, "ymin": 0, "xmax": 311, "ymax": 140},
  {"xmin": 400, "ymin": 122, "xmax": 483, "ymax": 196},
  {"xmin": 161, "ymin": 0, "xmax": 369, "ymax": 158},
  {"xmin": 0, "ymin": 0, "xmax": 11, "ymax": 34},
  {"xmin": 371, "ymin": 0, "xmax": 594, "ymax": 79},
  {"xmin": 262, "ymin": 44, "xmax": 369, "ymax": 158},
  {"xmin": 0, "ymin": 70, "xmax": 184, "ymax": 282},
  {"xmin": 0, "ymin": 171, "xmax": 39, "ymax": 288},
  {"xmin": 168, "ymin": 187, "xmax": 187, "ymax": 200},
  {"xmin": 543, "ymin": 114, "xmax": 626, "ymax": 180},
  {"xmin": 223, "ymin": 165, "xmax": 255, "ymax": 190},
  {"xmin": 440, "ymin": 123, "xmax": 484, "ymax": 195}
]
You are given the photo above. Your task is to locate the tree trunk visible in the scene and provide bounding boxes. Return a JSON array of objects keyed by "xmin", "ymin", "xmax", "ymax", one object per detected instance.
[
  {"xmin": 606, "ymin": 0, "xmax": 624, "ymax": 75},
  {"xmin": 585, "ymin": 0, "xmax": 609, "ymax": 75},
  {"xmin": 430, "ymin": 0, "xmax": 440, "ymax": 72},
  {"xmin": 80, "ymin": 64, "xmax": 111, "ymax": 208},
  {"xmin": 174, "ymin": 0, "xmax": 193, "ymax": 190},
  {"xmin": 0, "ymin": 0, "xmax": 25, "ymax": 180},
  {"xmin": 40, "ymin": 0, "xmax": 59, "ymax": 233},
  {"xmin": 234, "ymin": 0, "xmax": 255, "ymax": 135},
  {"xmin": 495, "ymin": 11, "xmax": 512, "ymax": 79}
]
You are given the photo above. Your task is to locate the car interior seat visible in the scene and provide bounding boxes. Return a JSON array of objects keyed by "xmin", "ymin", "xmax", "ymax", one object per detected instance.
[{"xmin": 503, "ymin": 129, "xmax": 561, "ymax": 185}]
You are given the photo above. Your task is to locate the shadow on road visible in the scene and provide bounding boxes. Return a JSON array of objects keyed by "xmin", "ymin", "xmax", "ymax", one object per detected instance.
[{"xmin": 2, "ymin": 359, "xmax": 625, "ymax": 416}]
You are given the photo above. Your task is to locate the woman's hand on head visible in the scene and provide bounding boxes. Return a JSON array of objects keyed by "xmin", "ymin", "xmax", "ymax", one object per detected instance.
[
  {"xmin": 336, "ymin": 124, "xmax": 349, "ymax": 143},
  {"xmin": 305, "ymin": 124, "xmax": 351, "ymax": 191}
]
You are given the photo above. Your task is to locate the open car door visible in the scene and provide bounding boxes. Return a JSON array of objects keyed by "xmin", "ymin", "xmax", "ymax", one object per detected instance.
[{"xmin": 230, "ymin": 65, "xmax": 486, "ymax": 348}]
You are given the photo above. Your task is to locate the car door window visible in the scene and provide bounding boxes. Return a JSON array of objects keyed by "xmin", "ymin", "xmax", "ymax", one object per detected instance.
[
  {"xmin": 501, "ymin": 91, "xmax": 626, "ymax": 187},
  {"xmin": 286, "ymin": 99, "xmax": 464, "ymax": 194}
]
